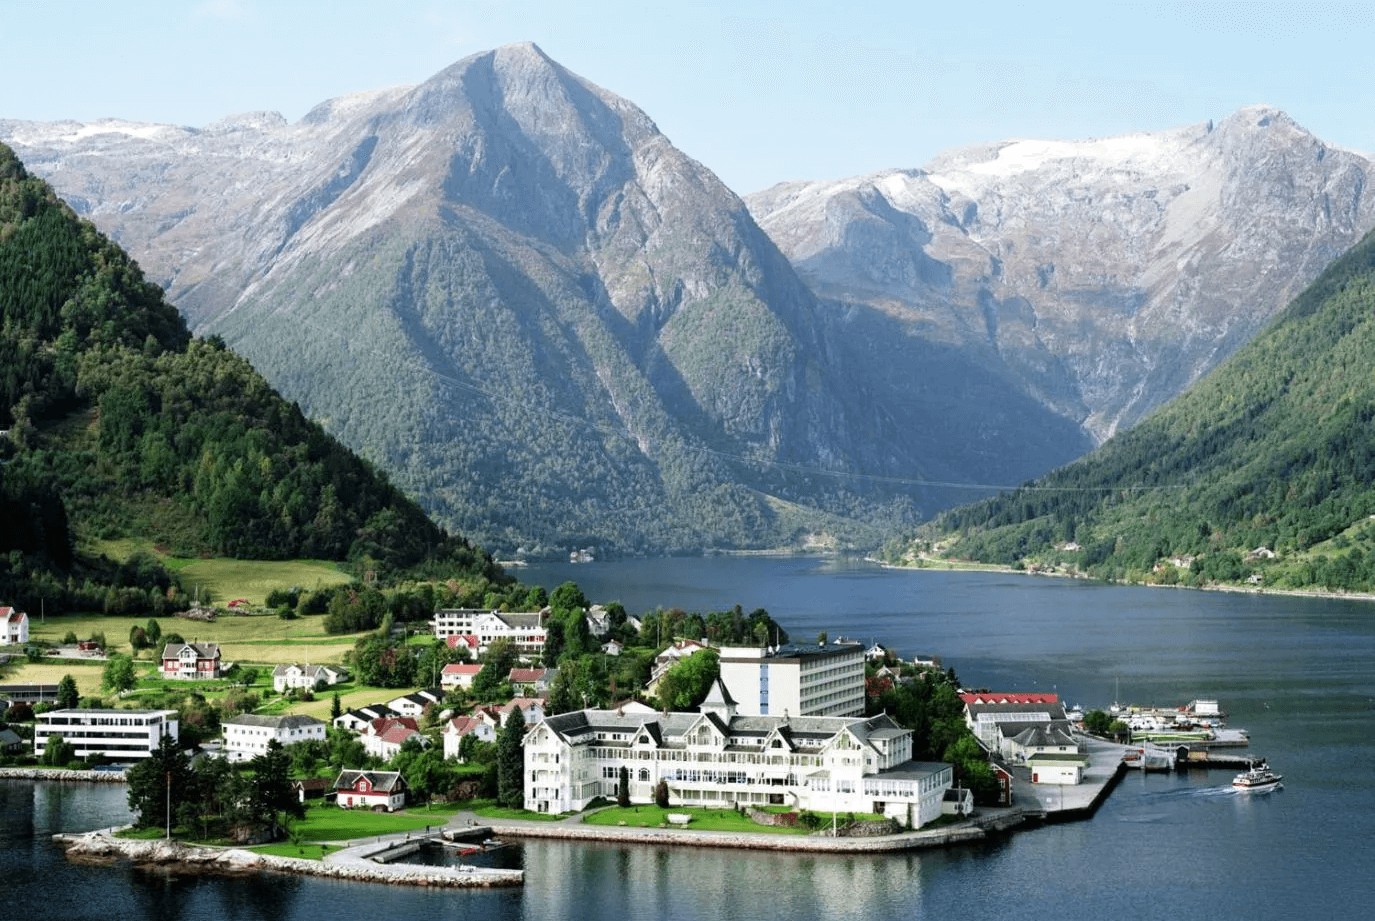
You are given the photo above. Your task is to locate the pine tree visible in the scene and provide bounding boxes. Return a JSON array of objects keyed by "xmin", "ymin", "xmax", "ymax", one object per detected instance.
[
  {"xmin": 125, "ymin": 732, "xmax": 191, "ymax": 832},
  {"xmin": 496, "ymin": 711, "xmax": 526, "ymax": 809}
]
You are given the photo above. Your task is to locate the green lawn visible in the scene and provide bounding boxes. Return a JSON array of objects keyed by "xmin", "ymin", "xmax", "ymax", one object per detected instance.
[
  {"xmin": 581, "ymin": 805, "xmax": 820, "ymax": 834},
  {"xmin": 250, "ymin": 842, "xmax": 341, "ymax": 860},
  {"xmin": 286, "ymin": 802, "xmax": 453, "ymax": 842},
  {"xmin": 472, "ymin": 802, "xmax": 569, "ymax": 822}
]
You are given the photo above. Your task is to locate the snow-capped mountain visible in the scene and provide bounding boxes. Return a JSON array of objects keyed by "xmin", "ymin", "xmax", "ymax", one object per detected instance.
[{"xmin": 747, "ymin": 106, "xmax": 1375, "ymax": 442}]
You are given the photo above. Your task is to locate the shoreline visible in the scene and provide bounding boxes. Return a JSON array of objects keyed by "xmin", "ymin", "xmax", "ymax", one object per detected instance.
[
  {"xmin": 881, "ymin": 557, "xmax": 1375, "ymax": 603},
  {"xmin": 52, "ymin": 831, "xmax": 523, "ymax": 888}
]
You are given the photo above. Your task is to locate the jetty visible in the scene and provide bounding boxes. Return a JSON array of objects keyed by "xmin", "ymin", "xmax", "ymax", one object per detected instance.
[{"xmin": 54, "ymin": 830, "xmax": 523, "ymax": 888}]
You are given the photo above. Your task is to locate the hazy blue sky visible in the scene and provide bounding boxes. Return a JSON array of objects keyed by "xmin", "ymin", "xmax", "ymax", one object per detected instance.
[{"xmin": 4, "ymin": 0, "xmax": 1372, "ymax": 193}]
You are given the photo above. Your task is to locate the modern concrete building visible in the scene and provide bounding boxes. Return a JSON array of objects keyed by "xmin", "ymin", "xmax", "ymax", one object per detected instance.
[
  {"xmin": 34, "ymin": 708, "xmax": 178, "ymax": 760},
  {"xmin": 717, "ymin": 642, "xmax": 866, "ymax": 717}
]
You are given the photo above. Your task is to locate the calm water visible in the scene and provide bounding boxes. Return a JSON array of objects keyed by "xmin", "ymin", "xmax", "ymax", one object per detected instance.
[{"xmin": 7, "ymin": 558, "xmax": 1375, "ymax": 919}]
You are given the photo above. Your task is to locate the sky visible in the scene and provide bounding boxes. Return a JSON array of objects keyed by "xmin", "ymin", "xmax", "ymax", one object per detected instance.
[{"xmin": 3, "ymin": 0, "xmax": 1373, "ymax": 194}]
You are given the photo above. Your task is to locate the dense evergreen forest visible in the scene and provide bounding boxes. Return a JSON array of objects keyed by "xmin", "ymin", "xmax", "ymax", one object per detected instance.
[
  {"xmin": 900, "ymin": 226, "xmax": 1375, "ymax": 594},
  {"xmin": 0, "ymin": 143, "xmax": 504, "ymax": 613}
]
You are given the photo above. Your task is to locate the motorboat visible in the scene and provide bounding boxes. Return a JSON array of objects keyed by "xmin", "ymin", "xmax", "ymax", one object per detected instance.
[{"xmin": 1232, "ymin": 761, "xmax": 1282, "ymax": 792}]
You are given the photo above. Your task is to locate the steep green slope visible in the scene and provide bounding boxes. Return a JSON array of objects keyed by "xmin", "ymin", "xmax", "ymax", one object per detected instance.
[
  {"xmin": 905, "ymin": 227, "xmax": 1375, "ymax": 593},
  {"xmin": 0, "ymin": 143, "xmax": 501, "ymax": 613}
]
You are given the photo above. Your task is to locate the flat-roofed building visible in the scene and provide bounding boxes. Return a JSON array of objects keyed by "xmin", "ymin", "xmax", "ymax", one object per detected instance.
[
  {"xmin": 34, "ymin": 708, "xmax": 178, "ymax": 760},
  {"xmin": 717, "ymin": 642, "xmax": 865, "ymax": 718}
]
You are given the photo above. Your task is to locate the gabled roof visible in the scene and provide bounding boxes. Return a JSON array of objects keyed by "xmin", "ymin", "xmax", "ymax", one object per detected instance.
[
  {"xmin": 961, "ymin": 692, "xmax": 1060, "ymax": 706},
  {"xmin": 367, "ymin": 716, "xmax": 419, "ymax": 737},
  {"xmin": 443, "ymin": 663, "xmax": 483, "ymax": 676},
  {"xmin": 444, "ymin": 715, "xmax": 489, "ymax": 736},
  {"xmin": 162, "ymin": 641, "xmax": 220, "ymax": 659},
  {"xmin": 334, "ymin": 769, "xmax": 406, "ymax": 793},
  {"xmin": 1007, "ymin": 724, "xmax": 1077, "ymax": 746},
  {"xmin": 509, "ymin": 668, "xmax": 546, "ymax": 683},
  {"xmin": 3, "ymin": 607, "xmax": 26, "ymax": 624},
  {"xmin": 378, "ymin": 725, "xmax": 424, "ymax": 746}
]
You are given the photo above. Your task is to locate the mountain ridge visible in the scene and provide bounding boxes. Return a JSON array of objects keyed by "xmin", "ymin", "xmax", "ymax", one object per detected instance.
[{"xmin": 6, "ymin": 47, "xmax": 1372, "ymax": 555}]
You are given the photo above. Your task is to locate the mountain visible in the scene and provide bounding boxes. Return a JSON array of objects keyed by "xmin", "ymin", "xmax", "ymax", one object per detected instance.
[
  {"xmin": 2, "ymin": 43, "xmax": 923, "ymax": 556},
  {"xmin": 747, "ymin": 107, "xmax": 1375, "ymax": 445},
  {"xmin": 0, "ymin": 142, "xmax": 502, "ymax": 613},
  {"xmin": 909, "ymin": 224, "xmax": 1375, "ymax": 594},
  {"xmin": 5, "ymin": 51, "xmax": 1372, "ymax": 556}
]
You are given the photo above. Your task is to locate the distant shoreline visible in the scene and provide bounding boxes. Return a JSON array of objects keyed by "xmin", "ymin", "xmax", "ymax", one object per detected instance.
[{"xmin": 880, "ymin": 557, "xmax": 1375, "ymax": 603}]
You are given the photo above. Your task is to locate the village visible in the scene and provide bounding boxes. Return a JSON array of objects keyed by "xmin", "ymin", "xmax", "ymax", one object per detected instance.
[{"xmin": 0, "ymin": 595, "xmax": 1153, "ymax": 847}]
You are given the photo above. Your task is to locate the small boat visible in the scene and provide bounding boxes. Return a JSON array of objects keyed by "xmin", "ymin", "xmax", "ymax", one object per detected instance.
[{"xmin": 1232, "ymin": 761, "xmax": 1282, "ymax": 792}]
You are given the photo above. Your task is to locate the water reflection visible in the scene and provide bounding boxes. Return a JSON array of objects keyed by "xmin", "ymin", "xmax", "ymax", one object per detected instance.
[{"xmin": 517, "ymin": 839, "xmax": 936, "ymax": 921}]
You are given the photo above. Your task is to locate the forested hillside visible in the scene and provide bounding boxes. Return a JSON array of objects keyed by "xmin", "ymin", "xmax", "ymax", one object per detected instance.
[
  {"xmin": 902, "ymin": 226, "xmax": 1375, "ymax": 593},
  {"xmin": 0, "ymin": 142, "xmax": 502, "ymax": 613}
]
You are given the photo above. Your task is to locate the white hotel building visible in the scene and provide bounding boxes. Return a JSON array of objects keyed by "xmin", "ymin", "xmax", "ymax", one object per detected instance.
[
  {"xmin": 34, "ymin": 708, "xmax": 178, "ymax": 761},
  {"xmin": 432, "ymin": 608, "xmax": 548, "ymax": 658},
  {"xmin": 717, "ymin": 642, "xmax": 866, "ymax": 717},
  {"xmin": 523, "ymin": 681, "xmax": 952, "ymax": 828}
]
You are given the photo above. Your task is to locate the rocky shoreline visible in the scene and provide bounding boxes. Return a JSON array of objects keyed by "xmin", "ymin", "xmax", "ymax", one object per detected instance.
[
  {"xmin": 53, "ymin": 831, "xmax": 523, "ymax": 888},
  {"xmin": 0, "ymin": 767, "xmax": 127, "ymax": 783}
]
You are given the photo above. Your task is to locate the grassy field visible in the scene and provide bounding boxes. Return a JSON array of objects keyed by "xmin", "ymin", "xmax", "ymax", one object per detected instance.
[
  {"xmin": 88, "ymin": 539, "xmax": 355, "ymax": 606},
  {"xmin": 177, "ymin": 558, "xmax": 355, "ymax": 607},
  {"xmin": 0, "ymin": 661, "xmax": 107, "ymax": 697},
  {"xmin": 26, "ymin": 611, "xmax": 357, "ymax": 667}
]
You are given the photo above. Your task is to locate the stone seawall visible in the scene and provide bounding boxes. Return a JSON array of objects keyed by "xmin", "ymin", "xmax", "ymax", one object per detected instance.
[
  {"xmin": 54, "ymin": 832, "xmax": 522, "ymax": 888},
  {"xmin": 487, "ymin": 813, "xmax": 1020, "ymax": 854},
  {"xmin": 0, "ymin": 768, "xmax": 127, "ymax": 783}
]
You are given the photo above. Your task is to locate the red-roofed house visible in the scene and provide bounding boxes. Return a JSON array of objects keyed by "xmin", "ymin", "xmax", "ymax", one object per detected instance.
[
  {"xmin": 160, "ymin": 641, "xmax": 224, "ymax": 680},
  {"xmin": 2, "ymin": 607, "xmax": 29, "ymax": 646},
  {"xmin": 362, "ymin": 717, "xmax": 427, "ymax": 760},
  {"xmin": 441, "ymin": 663, "xmax": 483, "ymax": 690},
  {"xmin": 508, "ymin": 667, "xmax": 547, "ymax": 695},
  {"xmin": 442, "ymin": 715, "xmax": 497, "ymax": 760},
  {"xmin": 444, "ymin": 634, "xmax": 480, "ymax": 655},
  {"xmin": 333, "ymin": 770, "xmax": 407, "ymax": 811}
]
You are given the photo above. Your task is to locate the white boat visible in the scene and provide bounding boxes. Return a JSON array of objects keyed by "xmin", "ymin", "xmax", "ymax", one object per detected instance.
[{"xmin": 1232, "ymin": 761, "xmax": 1282, "ymax": 792}]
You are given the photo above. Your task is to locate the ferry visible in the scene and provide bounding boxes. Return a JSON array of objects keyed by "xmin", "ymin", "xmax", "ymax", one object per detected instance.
[{"xmin": 1232, "ymin": 761, "xmax": 1282, "ymax": 792}]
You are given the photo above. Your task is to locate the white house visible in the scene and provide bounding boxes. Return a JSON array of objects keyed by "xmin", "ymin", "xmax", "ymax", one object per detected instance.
[
  {"xmin": 221, "ymin": 714, "xmax": 326, "ymax": 761},
  {"xmin": 34, "ymin": 708, "xmax": 178, "ymax": 760},
  {"xmin": 442, "ymin": 715, "xmax": 496, "ymax": 760},
  {"xmin": 717, "ymin": 642, "xmax": 866, "ymax": 717},
  {"xmin": 441, "ymin": 663, "xmax": 483, "ymax": 690},
  {"xmin": 523, "ymin": 681, "xmax": 951, "ymax": 828},
  {"xmin": 482, "ymin": 697, "xmax": 545, "ymax": 726},
  {"xmin": 386, "ymin": 689, "xmax": 443, "ymax": 718},
  {"xmin": 361, "ymin": 717, "xmax": 427, "ymax": 760},
  {"xmin": 270, "ymin": 663, "xmax": 346, "ymax": 695},
  {"xmin": 1, "ymin": 607, "xmax": 29, "ymax": 646},
  {"xmin": 333, "ymin": 703, "xmax": 398, "ymax": 733}
]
